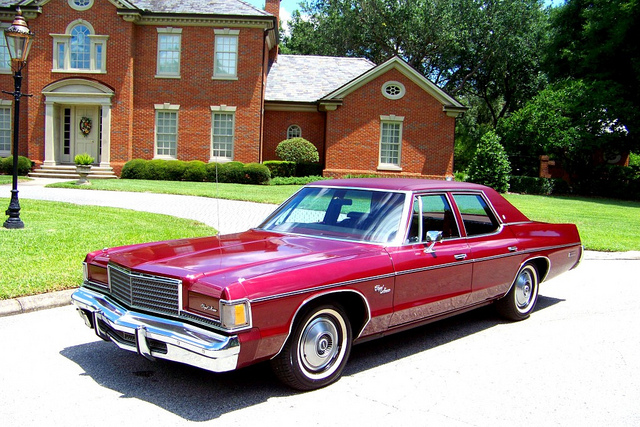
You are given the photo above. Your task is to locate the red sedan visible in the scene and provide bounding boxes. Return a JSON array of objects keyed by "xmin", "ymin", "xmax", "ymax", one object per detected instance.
[{"xmin": 72, "ymin": 179, "xmax": 582, "ymax": 390}]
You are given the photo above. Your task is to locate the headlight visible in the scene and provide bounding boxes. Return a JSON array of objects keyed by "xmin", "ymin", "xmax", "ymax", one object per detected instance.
[
  {"xmin": 83, "ymin": 262, "xmax": 108, "ymax": 287},
  {"xmin": 220, "ymin": 299, "xmax": 251, "ymax": 331}
]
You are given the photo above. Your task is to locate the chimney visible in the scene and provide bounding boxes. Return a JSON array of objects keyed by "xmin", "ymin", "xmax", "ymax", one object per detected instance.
[{"xmin": 265, "ymin": 0, "xmax": 280, "ymax": 63}]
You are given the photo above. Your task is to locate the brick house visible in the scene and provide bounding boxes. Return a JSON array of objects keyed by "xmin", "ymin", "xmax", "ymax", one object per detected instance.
[{"xmin": 0, "ymin": 0, "xmax": 465, "ymax": 179}]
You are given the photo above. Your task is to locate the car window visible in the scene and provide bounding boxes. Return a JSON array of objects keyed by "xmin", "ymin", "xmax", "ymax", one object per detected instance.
[
  {"xmin": 260, "ymin": 187, "xmax": 406, "ymax": 244},
  {"xmin": 452, "ymin": 194, "xmax": 500, "ymax": 236},
  {"xmin": 407, "ymin": 194, "xmax": 460, "ymax": 244}
]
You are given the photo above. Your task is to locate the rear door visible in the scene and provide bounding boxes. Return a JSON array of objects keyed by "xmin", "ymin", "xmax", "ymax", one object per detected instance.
[{"xmin": 451, "ymin": 193, "xmax": 524, "ymax": 304}]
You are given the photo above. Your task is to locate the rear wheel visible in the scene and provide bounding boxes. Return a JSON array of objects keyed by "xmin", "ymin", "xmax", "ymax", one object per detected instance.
[
  {"xmin": 271, "ymin": 304, "xmax": 352, "ymax": 391},
  {"xmin": 496, "ymin": 263, "xmax": 539, "ymax": 321}
]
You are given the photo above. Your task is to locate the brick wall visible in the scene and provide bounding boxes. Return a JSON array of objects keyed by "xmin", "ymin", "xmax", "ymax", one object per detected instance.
[
  {"xmin": 324, "ymin": 69, "xmax": 455, "ymax": 179},
  {"xmin": 262, "ymin": 110, "xmax": 326, "ymax": 162}
]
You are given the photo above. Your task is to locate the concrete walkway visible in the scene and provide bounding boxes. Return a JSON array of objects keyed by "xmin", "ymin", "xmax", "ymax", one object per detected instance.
[{"xmin": 1, "ymin": 178, "xmax": 639, "ymax": 317}]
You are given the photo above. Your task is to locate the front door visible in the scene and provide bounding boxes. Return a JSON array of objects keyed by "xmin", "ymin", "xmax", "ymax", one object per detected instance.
[{"xmin": 59, "ymin": 106, "xmax": 100, "ymax": 164}]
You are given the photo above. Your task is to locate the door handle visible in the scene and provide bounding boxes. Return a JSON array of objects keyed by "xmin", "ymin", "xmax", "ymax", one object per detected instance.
[
  {"xmin": 508, "ymin": 246, "xmax": 518, "ymax": 252},
  {"xmin": 454, "ymin": 254, "xmax": 467, "ymax": 260}
]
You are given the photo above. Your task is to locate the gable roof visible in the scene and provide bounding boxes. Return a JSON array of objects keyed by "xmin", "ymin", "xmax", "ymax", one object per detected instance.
[
  {"xmin": 265, "ymin": 55, "xmax": 376, "ymax": 103},
  {"xmin": 322, "ymin": 56, "xmax": 466, "ymax": 116},
  {"xmin": 1, "ymin": 0, "xmax": 271, "ymax": 16}
]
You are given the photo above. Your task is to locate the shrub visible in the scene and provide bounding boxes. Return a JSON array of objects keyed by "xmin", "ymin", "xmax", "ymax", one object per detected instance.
[
  {"xmin": 1, "ymin": 156, "xmax": 33, "ymax": 176},
  {"xmin": 509, "ymin": 176, "xmax": 555, "ymax": 195},
  {"xmin": 183, "ymin": 160, "xmax": 207, "ymax": 182},
  {"xmin": 275, "ymin": 138, "xmax": 319, "ymax": 163},
  {"xmin": 217, "ymin": 161, "xmax": 245, "ymax": 183},
  {"xmin": 263, "ymin": 160, "xmax": 296, "ymax": 177},
  {"xmin": 454, "ymin": 171, "xmax": 468, "ymax": 182},
  {"xmin": 243, "ymin": 163, "xmax": 271, "ymax": 184},
  {"xmin": 121, "ymin": 159, "xmax": 148, "ymax": 179},
  {"xmin": 270, "ymin": 175, "xmax": 326, "ymax": 185},
  {"xmin": 295, "ymin": 162, "xmax": 322, "ymax": 177},
  {"xmin": 467, "ymin": 130, "xmax": 511, "ymax": 193}
]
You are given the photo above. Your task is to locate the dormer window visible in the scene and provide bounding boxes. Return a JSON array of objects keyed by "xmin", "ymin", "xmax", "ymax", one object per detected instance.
[{"xmin": 68, "ymin": 0, "xmax": 94, "ymax": 11}]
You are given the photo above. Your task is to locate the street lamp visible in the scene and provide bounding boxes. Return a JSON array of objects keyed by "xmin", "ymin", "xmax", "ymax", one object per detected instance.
[{"xmin": 2, "ymin": 8, "xmax": 34, "ymax": 229}]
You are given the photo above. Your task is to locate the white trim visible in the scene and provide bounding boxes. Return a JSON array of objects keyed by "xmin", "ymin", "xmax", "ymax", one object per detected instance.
[
  {"xmin": 213, "ymin": 30, "xmax": 239, "ymax": 79},
  {"xmin": 154, "ymin": 105, "xmax": 180, "ymax": 159},
  {"xmin": 156, "ymin": 27, "xmax": 182, "ymax": 78},
  {"xmin": 381, "ymin": 81, "xmax": 406, "ymax": 100},
  {"xmin": 287, "ymin": 124, "xmax": 302, "ymax": 139},
  {"xmin": 68, "ymin": 0, "xmax": 94, "ymax": 11},
  {"xmin": 210, "ymin": 107, "xmax": 236, "ymax": 162},
  {"xmin": 0, "ymin": 103, "xmax": 11, "ymax": 157},
  {"xmin": 51, "ymin": 20, "xmax": 108, "ymax": 73},
  {"xmin": 378, "ymin": 117, "xmax": 403, "ymax": 170}
]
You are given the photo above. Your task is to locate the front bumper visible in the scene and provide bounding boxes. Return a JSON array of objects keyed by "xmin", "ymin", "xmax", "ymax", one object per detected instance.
[{"xmin": 71, "ymin": 287, "xmax": 240, "ymax": 372}]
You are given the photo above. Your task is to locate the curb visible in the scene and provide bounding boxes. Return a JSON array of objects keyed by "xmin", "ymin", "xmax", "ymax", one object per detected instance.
[
  {"xmin": 1, "ymin": 251, "xmax": 639, "ymax": 317},
  {"xmin": 0, "ymin": 289, "xmax": 75, "ymax": 318}
]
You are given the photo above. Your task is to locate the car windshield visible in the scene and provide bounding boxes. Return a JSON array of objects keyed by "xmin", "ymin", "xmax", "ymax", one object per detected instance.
[{"xmin": 258, "ymin": 187, "xmax": 406, "ymax": 244}]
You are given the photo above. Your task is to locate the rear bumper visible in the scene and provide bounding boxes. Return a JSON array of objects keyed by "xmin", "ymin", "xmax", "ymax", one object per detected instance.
[{"xmin": 71, "ymin": 287, "xmax": 240, "ymax": 373}]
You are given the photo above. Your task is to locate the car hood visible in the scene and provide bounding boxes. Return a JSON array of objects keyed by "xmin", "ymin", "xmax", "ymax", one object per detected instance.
[{"xmin": 106, "ymin": 229, "xmax": 381, "ymax": 287}]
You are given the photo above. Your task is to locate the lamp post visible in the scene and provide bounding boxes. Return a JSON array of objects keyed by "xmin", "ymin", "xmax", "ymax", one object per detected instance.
[{"xmin": 2, "ymin": 9, "xmax": 34, "ymax": 229}]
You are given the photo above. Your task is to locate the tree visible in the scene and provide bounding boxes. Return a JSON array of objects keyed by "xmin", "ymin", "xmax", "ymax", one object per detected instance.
[
  {"xmin": 545, "ymin": 0, "xmax": 640, "ymax": 147},
  {"xmin": 467, "ymin": 130, "xmax": 511, "ymax": 193},
  {"xmin": 497, "ymin": 79, "xmax": 634, "ymax": 178}
]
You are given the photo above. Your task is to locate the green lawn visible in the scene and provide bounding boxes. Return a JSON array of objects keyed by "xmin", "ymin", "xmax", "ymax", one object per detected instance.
[
  {"xmin": 48, "ymin": 179, "xmax": 300, "ymax": 204},
  {"xmin": 0, "ymin": 198, "xmax": 216, "ymax": 299},
  {"xmin": 504, "ymin": 194, "xmax": 640, "ymax": 252}
]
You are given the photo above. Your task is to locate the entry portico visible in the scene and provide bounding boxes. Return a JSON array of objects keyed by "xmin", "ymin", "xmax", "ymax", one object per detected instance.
[{"xmin": 41, "ymin": 79, "xmax": 114, "ymax": 173}]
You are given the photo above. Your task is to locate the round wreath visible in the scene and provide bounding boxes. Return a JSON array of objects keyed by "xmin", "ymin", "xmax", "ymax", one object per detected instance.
[{"xmin": 79, "ymin": 117, "xmax": 92, "ymax": 136}]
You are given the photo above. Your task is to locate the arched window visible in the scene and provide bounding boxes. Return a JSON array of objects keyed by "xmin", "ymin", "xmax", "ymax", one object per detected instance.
[
  {"xmin": 70, "ymin": 25, "xmax": 91, "ymax": 69},
  {"xmin": 287, "ymin": 125, "xmax": 301, "ymax": 139},
  {"xmin": 52, "ymin": 20, "xmax": 108, "ymax": 73}
]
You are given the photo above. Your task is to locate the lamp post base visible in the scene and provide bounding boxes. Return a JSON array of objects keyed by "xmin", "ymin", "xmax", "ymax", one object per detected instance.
[{"xmin": 3, "ymin": 189, "xmax": 24, "ymax": 229}]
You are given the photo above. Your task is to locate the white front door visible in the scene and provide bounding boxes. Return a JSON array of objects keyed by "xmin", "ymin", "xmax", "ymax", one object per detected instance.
[{"xmin": 60, "ymin": 106, "xmax": 100, "ymax": 164}]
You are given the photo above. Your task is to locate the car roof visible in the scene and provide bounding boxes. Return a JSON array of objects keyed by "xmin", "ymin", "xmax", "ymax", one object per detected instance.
[
  {"xmin": 306, "ymin": 178, "xmax": 530, "ymax": 223},
  {"xmin": 307, "ymin": 178, "xmax": 490, "ymax": 192}
]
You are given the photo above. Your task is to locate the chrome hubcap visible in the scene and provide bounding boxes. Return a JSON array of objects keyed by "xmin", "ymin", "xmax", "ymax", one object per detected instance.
[
  {"xmin": 300, "ymin": 316, "xmax": 339, "ymax": 372},
  {"xmin": 515, "ymin": 270, "xmax": 534, "ymax": 309}
]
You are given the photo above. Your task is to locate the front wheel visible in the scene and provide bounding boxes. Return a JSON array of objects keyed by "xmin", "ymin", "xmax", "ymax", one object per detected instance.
[
  {"xmin": 496, "ymin": 263, "xmax": 539, "ymax": 321},
  {"xmin": 271, "ymin": 304, "xmax": 352, "ymax": 391}
]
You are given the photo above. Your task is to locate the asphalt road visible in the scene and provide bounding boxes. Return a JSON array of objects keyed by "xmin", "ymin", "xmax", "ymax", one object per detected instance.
[{"xmin": 1, "ymin": 258, "xmax": 638, "ymax": 426}]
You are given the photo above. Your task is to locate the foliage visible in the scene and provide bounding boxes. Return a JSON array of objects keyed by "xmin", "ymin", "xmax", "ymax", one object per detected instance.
[
  {"xmin": 630, "ymin": 152, "xmax": 640, "ymax": 167},
  {"xmin": 497, "ymin": 79, "xmax": 635, "ymax": 178},
  {"xmin": 571, "ymin": 165, "xmax": 640, "ymax": 201},
  {"xmin": 509, "ymin": 176, "xmax": 569, "ymax": 195},
  {"xmin": 74, "ymin": 153, "xmax": 94, "ymax": 165},
  {"xmin": 120, "ymin": 158, "xmax": 148, "ymax": 179},
  {"xmin": 467, "ymin": 130, "xmax": 511, "ymax": 192},
  {"xmin": 182, "ymin": 160, "xmax": 207, "ymax": 182},
  {"xmin": 295, "ymin": 162, "xmax": 323, "ymax": 177},
  {"xmin": 270, "ymin": 176, "xmax": 327, "ymax": 185},
  {"xmin": 285, "ymin": 0, "xmax": 548, "ymax": 127},
  {"xmin": 243, "ymin": 163, "xmax": 271, "ymax": 185},
  {"xmin": 275, "ymin": 138, "xmax": 320, "ymax": 163},
  {"xmin": 214, "ymin": 161, "xmax": 245, "ymax": 184},
  {"xmin": 0, "ymin": 156, "xmax": 33, "ymax": 176},
  {"xmin": 264, "ymin": 160, "xmax": 296, "ymax": 177}
]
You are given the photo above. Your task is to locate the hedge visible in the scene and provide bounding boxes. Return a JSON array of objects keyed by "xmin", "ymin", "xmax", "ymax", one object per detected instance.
[
  {"xmin": 263, "ymin": 160, "xmax": 296, "ymax": 178},
  {"xmin": 121, "ymin": 159, "xmax": 271, "ymax": 184},
  {"xmin": 509, "ymin": 176, "xmax": 566, "ymax": 195},
  {"xmin": 0, "ymin": 156, "xmax": 33, "ymax": 176}
]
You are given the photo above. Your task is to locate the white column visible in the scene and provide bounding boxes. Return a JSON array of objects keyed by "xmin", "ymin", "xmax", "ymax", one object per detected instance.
[
  {"xmin": 99, "ymin": 105, "xmax": 111, "ymax": 168},
  {"xmin": 43, "ymin": 102, "xmax": 56, "ymax": 166}
]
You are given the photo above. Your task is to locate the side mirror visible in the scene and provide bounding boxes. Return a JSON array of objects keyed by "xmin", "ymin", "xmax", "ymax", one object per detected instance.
[{"xmin": 424, "ymin": 231, "xmax": 443, "ymax": 253}]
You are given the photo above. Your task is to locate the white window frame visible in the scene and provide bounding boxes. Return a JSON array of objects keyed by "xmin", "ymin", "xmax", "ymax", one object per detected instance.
[
  {"xmin": 210, "ymin": 105, "xmax": 236, "ymax": 162},
  {"xmin": 154, "ymin": 103, "xmax": 180, "ymax": 159},
  {"xmin": 378, "ymin": 115, "xmax": 404, "ymax": 171},
  {"xmin": 156, "ymin": 27, "xmax": 182, "ymax": 78},
  {"xmin": 51, "ymin": 20, "xmax": 108, "ymax": 73},
  {"xmin": 68, "ymin": 0, "xmax": 94, "ymax": 11},
  {"xmin": 381, "ymin": 81, "xmax": 406, "ymax": 100},
  {"xmin": 0, "ymin": 101, "xmax": 11, "ymax": 157},
  {"xmin": 213, "ymin": 29, "xmax": 239, "ymax": 80},
  {"xmin": 287, "ymin": 125, "xmax": 302, "ymax": 139},
  {"xmin": 0, "ymin": 24, "xmax": 11, "ymax": 74}
]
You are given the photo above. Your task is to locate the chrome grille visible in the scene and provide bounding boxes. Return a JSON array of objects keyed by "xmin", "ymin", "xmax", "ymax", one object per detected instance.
[{"xmin": 108, "ymin": 264, "xmax": 181, "ymax": 316}]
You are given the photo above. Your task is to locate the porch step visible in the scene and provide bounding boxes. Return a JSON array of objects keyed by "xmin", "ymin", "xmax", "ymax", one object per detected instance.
[{"xmin": 29, "ymin": 164, "xmax": 117, "ymax": 180}]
